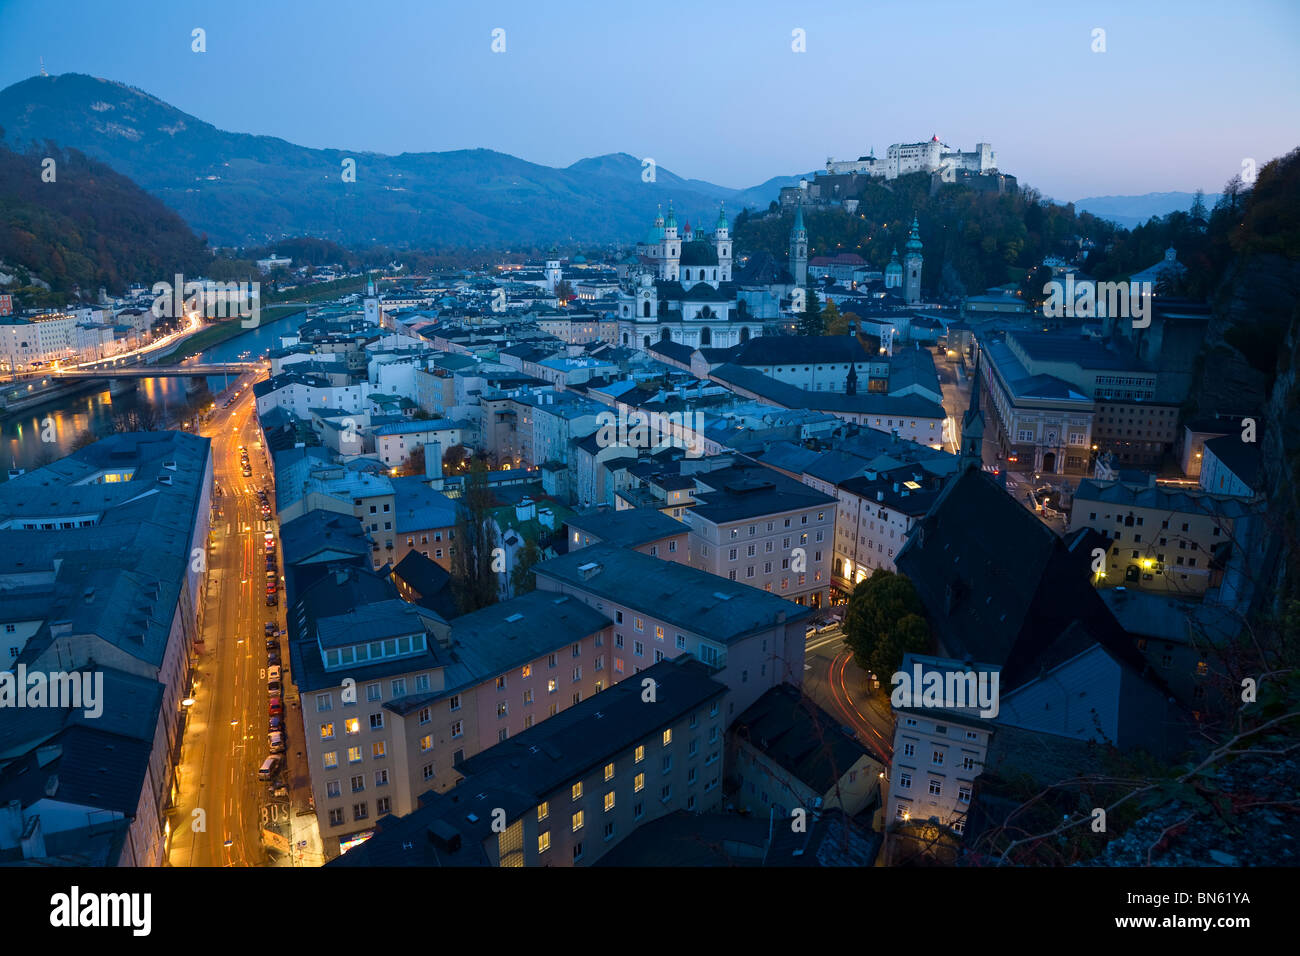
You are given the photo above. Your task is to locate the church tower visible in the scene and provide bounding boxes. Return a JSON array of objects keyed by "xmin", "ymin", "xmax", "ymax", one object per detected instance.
[
  {"xmin": 364, "ymin": 275, "xmax": 380, "ymax": 326},
  {"xmin": 903, "ymin": 215, "xmax": 923, "ymax": 305},
  {"xmin": 662, "ymin": 201, "xmax": 680, "ymax": 281},
  {"xmin": 789, "ymin": 203, "xmax": 808, "ymax": 286},
  {"xmin": 544, "ymin": 246, "xmax": 561, "ymax": 295},
  {"xmin": 960, "ymin": 349, "xmax": 986, "ymax": 471},
  {"xmin": 713, "ymin": 203, "xmax": 732, "ymax": 282},
  {"xmin": 884, "ymin": 248, "xmax": 903, "ymax": 290}
]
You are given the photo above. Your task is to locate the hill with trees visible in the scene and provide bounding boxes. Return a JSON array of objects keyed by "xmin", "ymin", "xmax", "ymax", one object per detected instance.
[{"xmin": 0, "ymin": 137, "xmax": 211, "ymax": 307}]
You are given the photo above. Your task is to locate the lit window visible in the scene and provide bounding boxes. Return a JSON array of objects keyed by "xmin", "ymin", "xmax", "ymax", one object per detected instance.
[
  {"xmin": 604, "ymin": 791, "xmax": 616, "ymax": 812},
  {"xmin": 537, "ymin": 802, "xmax": 549, "ymax": 822},
  {"xmin": 662, "ymin": 729, "xmax": 672, "ymax": 746},
  {"xmin": 538, "ymin": 831, "xmax": 551, "ymax": 853},
  {"xmin": 604, "ymin": 762, "xmax": 615, "ymax": 781},
  {"xmin": 634, "ymin": 772, "xmax": 645, "ymax": 793},
  {"xmin": 635, "ymin": 745, "xmax": 645, "ymax": 763},
  {"xmin": 572, "ymin": 810, "xmax": 584, "ymax": 832},
  {"xmin": 572, "ymin": 781, "xmax": 583, "ymax": 801}
]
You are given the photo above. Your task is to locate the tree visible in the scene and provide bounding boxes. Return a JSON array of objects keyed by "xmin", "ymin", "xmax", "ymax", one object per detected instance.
[
  {"xmin": 71, "ymin": 429, "xmax": 99, "ymax": 451},
  {"xmin": 823, "ymin": 299, "xmax": 849, "ymax": 335},
  {"xmin": 510, "ymin": 535, "xmax": 541, "ymax": 596},
  {"xmin": 443, "ymin": 443, "xmax": 470, "ymax": 473},
  {"xmin": 798, "ymin": 287, "xmax": 824, "ymax": 336},
  {"xmin": 450, "ymin": 460, "xmax": 499, "ymax": 614},
  {"xmin": 554, "ymin": 280, "xmax": 575, "ymax": 304},
  {"xmin": 1019, "ymin": 264, "xmax": 1055, "ymax": 310},
  {"xmin": 405, "ymin": 444, "xmax": 426, "ymax": 477},
  {"xmin": 842, "ymin": 570, "xmax": 931, "ymax": 680}
]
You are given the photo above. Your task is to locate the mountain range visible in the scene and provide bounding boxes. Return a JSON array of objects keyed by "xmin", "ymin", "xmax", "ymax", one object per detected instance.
[
  {"xmin": 1071, "ymin": 191, "xmax": 1220, "ymax": 229},
  {"xmin": 0, "ymin": 74, "xmax": 810, "ymax": 249}
]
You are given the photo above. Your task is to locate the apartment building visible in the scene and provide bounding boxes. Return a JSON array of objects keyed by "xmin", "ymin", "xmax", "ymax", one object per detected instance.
[
  {"xmin": 885, "ymin": 655, "xmax": 997, "ymax": 857},
  {"xmin": 565, "ymin": 507, "xmax": 689, "ymax": 563},
  {"xmin": 729, "ymin": 684, "xmax": 884, "ymax": 819},
  {"xmin": 533, "ymin": 542, "xmax": 813, "ymax": 720},
  {"xmin": 327, "ymin": 656, "xmax": 728, "ymax": 866},
  {"xmin": 832, "ymin": 466, "xmax": 942, "ymax": 593},
  {"xmin": 1069, "ymin": 478, "xmax": 1261, "ymax": 597},
  {"xmin": 292, "ymin": 576, "xmax": 619, "ymax": 858},
  {"xmin": 682, "ymin": 459, "xmax": 837, "ymax": 608},
  {"xmin": 375, "ymin": 419, "xmax": 467, "ymax": 470},
  {"xmin": 0, "ymin": 432, "xmax": 213, "ymax": 865}
]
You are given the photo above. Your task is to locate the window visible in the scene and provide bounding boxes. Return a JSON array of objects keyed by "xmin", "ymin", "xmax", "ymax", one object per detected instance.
[
  {"xmin": 538, "ymin": 831, "xmax": 551, "ymax": 854},
  {"xmin": 422, "ymin": 763, "xmax": 435, "ymax": 781},
  {"xmin": 903, "ymin": 743, "xmax": 915, "ymax": 758},
  {"xmin": 497, "ymin": 701, "xmax": 508, "ymax": 718},
  {"xmin": 548, "ymin": 678, "xmax": 558, "ymax": 694},
  {"xmin": 662, "ymin": 729, "xmax": 672, "ymax": 746},
  {"xmin": 326, "ymin": 780, "xmax": 341, "ymax": 798},
  {"xmin": 366, "ymin": 683, "xmax": 381, "ymax": 702},
  {"xmin": 375, "ymin": 769, "xmax": 389, "ymax": 787},
  {"xmin": 521, "ymin": 664, "xmax": 532, "ymax": 678},
  {"xmin": 676, "ymin": 635, "xmax": 687, "ymax": 650},
  {"xmin": 661, "ymin": 784, "xmax": 672, "ymax": 801},
  {"xmin": 634, "ymin": 772, "xmax": 645, "ymax": 793},
  {"xmin": 418, "ymin": 706, "xmax": 431, "ymax": 725},
  {"xmin": 390, "ymin": 678, "xmax": 406, "ymax": 697},
  {"xmin": 604, "ymin": 791, "xmax": 616, "ymax": 812},
  {"xmin": 496, "ymin": 675, "xmax": 507, "ymax": 690},
  {"xmin": 351, "ymin": 774, "xmax": 366, "ymax": 793},
  {"xmin": 959, "ymin": 785, "xmax": 972, "ymax": 804},
  {"xmin": 345, "ymin": 717, "xmax": 360, "ymax": 736},
  {"xmin": 932, "ymin": 750, "xmax": 944, "ymax": 766},
  {"xmin": 449, "ymin": 694, "xmax": 461, "ymax": 711},
  {"xmin": 451, "ymin": 720, "xmax": 463, "ymax": 738},
  {"xmin": 369, "ymin": 712, "xmax": 384, "ymax": 731},
  {"xmin": 929, "ymin": 779, "xmax": 942, "ymax": 796},
  {"xmin": 316, "ymin": 693, "xmax": 333, "ymax": 712},
  {"xmin": 372, "ymin": 742, "xmax": 386, "ymax": 759},
  {"xmin": 634, "ymin": 641, "xmax": 644, "ymax": 657},
  {"xmin": 604, "ymin": 762, "xmax": 615, "ymax": 781},
  {"xmin": 538, "ymin": 802, "xmax": 550, "ymax": 822},
  {"xmin": 962, "ymin": 756, "xmax": 975, "ymax": 771},
  {"xmin": 634, "ymin": 617, "xmax": 644, "ymax": 632},
  {"xmin": 573, "ymin": 842, "xmax": 584, "ymax": 862},
  {"xmin": 419, "ymin": 735, "xmax": 433, "ymax": 752},
  {"xmin": 899, "ymin": 772, "xmax": 912, "ymax": 789},
  {"xmin": 320, "ymin": 722, "xmax": 335, "ymax": 740},
  {"xmin": 572, "ymin": 810, "xmax": 585, "ymax": 832},
  {"xmin": 572, "ymin": 665, "xmax": 582, "ymax": 681},
  {"xmin": 347, "ymin": 747, "xmax": 362, "ymax": 764}
]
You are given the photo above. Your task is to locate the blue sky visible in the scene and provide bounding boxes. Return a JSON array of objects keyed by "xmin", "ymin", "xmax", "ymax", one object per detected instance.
[{"xmin": 2, "ymin": 0, "xmax": 1297, "ymax": 200}]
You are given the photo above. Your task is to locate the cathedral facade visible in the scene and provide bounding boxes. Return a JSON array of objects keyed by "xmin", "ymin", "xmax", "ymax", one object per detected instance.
[{"xmin": 616, "ymin": 203, "xmax": 763, "ymax": 350}]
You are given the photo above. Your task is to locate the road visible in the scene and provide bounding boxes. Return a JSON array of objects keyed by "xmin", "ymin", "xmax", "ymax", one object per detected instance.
[
  {"xmin": 166, "ymin": 374, "xmax": 313, "ymax": 866},
  {"xmin": 802, "ymin": 626, "xmax": 894, "ymax": 763}
]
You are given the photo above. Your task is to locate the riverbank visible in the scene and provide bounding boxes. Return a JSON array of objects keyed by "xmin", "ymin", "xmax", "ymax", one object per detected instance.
[{"xmin": 155, "ymin": 306, "xmax": 306, "ymax": 363}]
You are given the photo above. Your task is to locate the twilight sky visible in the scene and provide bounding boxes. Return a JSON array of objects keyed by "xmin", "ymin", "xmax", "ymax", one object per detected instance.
[{"xmin": 1, "ymin": 0, "xmax": 1297, "ymax": 201}]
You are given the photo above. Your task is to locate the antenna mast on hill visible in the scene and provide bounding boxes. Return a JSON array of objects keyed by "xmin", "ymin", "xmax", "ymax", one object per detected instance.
[{"xmin": 40, "ymin": 57, "xmax": 48, "ymax": 77}]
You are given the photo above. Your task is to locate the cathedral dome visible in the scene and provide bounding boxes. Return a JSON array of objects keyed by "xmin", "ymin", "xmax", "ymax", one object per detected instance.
[{"xmin": 679, "ymin": 241, "xmax": 719, "ymax": 267}]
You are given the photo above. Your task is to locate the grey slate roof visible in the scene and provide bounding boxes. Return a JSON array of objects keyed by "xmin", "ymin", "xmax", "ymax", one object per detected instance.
[{"xmin": 534, "ymin": 542, "xmax": 813, "ymax": 643}]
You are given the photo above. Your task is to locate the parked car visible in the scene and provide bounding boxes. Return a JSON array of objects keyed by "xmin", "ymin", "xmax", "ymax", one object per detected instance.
[
  {"xmin": 268, "ymin": 732, "xmax": 286, "ymax": 754},
  {"xmin": 269, "ymin": 697, "xmax": 283, "ymax": 716},
  {"xmin": 264, "ymin": 622, "xmax": 276, "ymax": 636},
  {"xmin": 267, "ymin": 680, "xmax": 282, "ymax": 697},
  {"xmin": 266, "ymin": 593, "xmax": 277, "ymax": 607},
  {"xmin": 268, "ymin": 665, "xmax": 281, "ymax": 682},
  {"xmin": 258, "ymin": 756, "xmax": 281, "ymax": 780},
  {"xmin": 267, "ymin": 649, "xmax": 280, "ymax": 666},
  {"xmin": 269, "ymin": 715, "xmax": 284, "ymax": 733}
]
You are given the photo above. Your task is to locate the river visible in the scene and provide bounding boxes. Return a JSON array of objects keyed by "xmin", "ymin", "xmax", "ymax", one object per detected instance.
[{"xmin": 0, "ymin": 309, "xmax": 307, "ymax": 478}]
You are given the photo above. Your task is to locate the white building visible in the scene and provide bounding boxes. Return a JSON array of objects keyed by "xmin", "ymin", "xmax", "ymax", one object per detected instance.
[{"xmin": 826, "ymin": 138, "xmax": 997, "ymax": 180}]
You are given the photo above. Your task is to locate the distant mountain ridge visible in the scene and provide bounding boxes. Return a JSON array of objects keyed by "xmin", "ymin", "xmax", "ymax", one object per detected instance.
[
  {"xmin": 0, "ymin": 74, "xmax": 812, "ymax": 248},
  {"xmin": 1072, "ymin": 191, "xmax": 1220, "ymax": 228}
]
